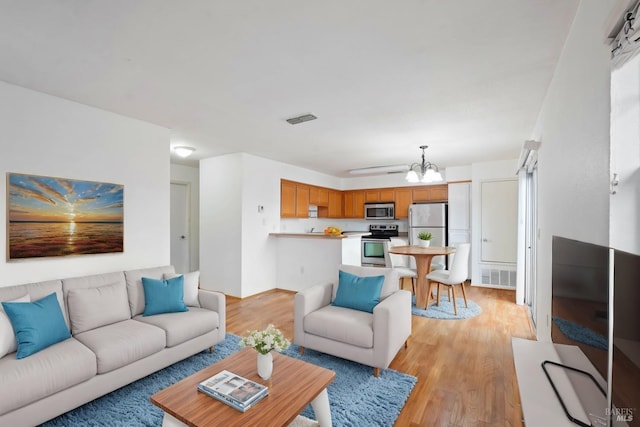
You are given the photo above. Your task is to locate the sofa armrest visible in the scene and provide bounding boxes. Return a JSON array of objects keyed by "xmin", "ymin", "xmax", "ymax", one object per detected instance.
[
  {"xmin": 293, "ymin": 282, "xmax": 334, "ymax": 346},
  {"xmin": 198, "ymin": 289, "xmax": 226, "ymax": 338},
  {"xmin": 372, "ymin": 289, "xmax": 412, "ymax": 368}
]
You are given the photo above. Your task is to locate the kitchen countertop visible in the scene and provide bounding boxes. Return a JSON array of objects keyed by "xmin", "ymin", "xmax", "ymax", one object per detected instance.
[{"xmin": 269, "ymin": 231, "xmax": 370, "ymax": 239}]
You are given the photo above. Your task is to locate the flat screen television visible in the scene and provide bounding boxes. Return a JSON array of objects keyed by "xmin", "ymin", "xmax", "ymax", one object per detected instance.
[
  {"xmin": 552, "ymin": 236, "xmax": 640, "ymax": 426},
  {"xmin": 611, "ymin": 248, "xmax": 640, "ymax": 426}
]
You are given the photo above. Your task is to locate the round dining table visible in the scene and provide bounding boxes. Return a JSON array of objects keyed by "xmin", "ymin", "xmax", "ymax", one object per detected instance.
[{"xmin": 388, "ymin": 245, "xmax": 457, "ymax": 309}]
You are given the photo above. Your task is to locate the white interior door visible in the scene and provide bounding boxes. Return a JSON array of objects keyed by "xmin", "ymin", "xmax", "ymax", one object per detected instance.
[
  {"xmin": 481, "ymin": 180, "xmax": 518, "ymax": 263},
  {"xmin": 170, "ymin": 183, "xmax": 190, "ymax": 273}
]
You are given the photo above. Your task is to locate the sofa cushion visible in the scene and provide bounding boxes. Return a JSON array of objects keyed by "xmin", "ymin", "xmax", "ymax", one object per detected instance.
[
  {"xmin": 74, "ymin": 319, "xmax": 166, "ymax": 374},
  {"xmin": 2, "ymin": 293, "xmax": 71, "ymax": 359},
  {"xmin": 67, "ymin": 282, "xmax": 131, "ymax": 334},
  {"xmin": 0, "ymin": 294, "xmax": 30, "ymax": 359},
  {"xmin": 0, "ymin": 337, "xmax": 96, "ymax": 416},
  {"xmin": 304, "ymin": 305, "xmax": 374, "ymax": 348},
  {"xmin": 164, "ymin": 271, "xmax": 201, "ymax": 307},
  {"xmin": 332, "ymin": 270, "xmax": 384, "ymax": 313},
  {"xmin": 142, "ymin": 276, "xmax": 188, "ymax": 316},
  {"xmin": 336, "ymin": 265, "xmax": 399, "ymax": 300},
  {"xmin": 125, "ymin": 266, "xmax": 176, "ymax": 317},
  {"xmin": 134, "ymin": 307, "xmax": 219, "ymax": 347}
]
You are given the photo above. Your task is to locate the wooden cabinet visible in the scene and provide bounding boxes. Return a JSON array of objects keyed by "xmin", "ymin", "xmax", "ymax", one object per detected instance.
[
  {"xmin": 328, "ymin": 190, "xmax": 343, "ymax": 217},
  {"xmin": 365, "ymin": 188, "xmax": 395, "ymax": 203},
  {"xmin": 412, "ymin": 184, "xmax": 448, "ymax": 202},
  {"xmin": 280, "ymin": 180, "xmax": 297, "ymax": 218},
  {"xmin": 394, "ymin": 188, "xmax": 413, "ymax": 219},
  {"xmin": 281, "ymin": 181, "xmax": 448, "ymax": 218},
  {"xmin": 343, "ymin": 190, "xmax": 365, "ymax": 218},
  {"xmin": 309, "ymin": 186, "xmax": 329, "ymax": 206},
  {"xmin": 280, "ymin": 180, "xmax": 310, "ymax": 218},
  {"xmin": 296, "ymin": 184, "xmax": 310, "ymax": 217}
]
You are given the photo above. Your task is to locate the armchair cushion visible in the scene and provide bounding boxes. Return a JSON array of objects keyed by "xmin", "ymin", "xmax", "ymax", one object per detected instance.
[
  {"xmin": 304, "ymin": 305, "xmax": 373, "ymax": 348},
  {"xmin": 332, "ymin": 270, "xmax": 384, "ymax": 313}
]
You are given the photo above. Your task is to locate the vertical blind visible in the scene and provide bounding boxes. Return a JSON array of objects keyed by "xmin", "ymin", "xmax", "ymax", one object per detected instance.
[{"xmin": 611, "ymin": 0, "xmax": 640, "ymax": 68}]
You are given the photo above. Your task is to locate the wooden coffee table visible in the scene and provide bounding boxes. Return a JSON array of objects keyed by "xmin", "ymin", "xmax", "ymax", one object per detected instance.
[{"xmin": 151, "ymin": 347, "xmax": 336, "ymax": 427}]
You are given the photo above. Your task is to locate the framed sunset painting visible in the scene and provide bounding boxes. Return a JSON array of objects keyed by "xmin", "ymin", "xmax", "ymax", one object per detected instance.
[{"xmin": 7, "ymin": 173, "xmax": 124, "ymax": 260}]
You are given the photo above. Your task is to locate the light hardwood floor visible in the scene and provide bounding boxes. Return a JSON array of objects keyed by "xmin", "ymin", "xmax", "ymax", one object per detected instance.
[{"xmin": 225, "ymin": 284, "xmax": 535, "ymax": 427}]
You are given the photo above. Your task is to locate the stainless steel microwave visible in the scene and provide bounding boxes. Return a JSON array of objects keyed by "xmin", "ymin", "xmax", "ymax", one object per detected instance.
[{"xmin": 364, "ymin": 202, "xmax": 395, "ymax": 220}]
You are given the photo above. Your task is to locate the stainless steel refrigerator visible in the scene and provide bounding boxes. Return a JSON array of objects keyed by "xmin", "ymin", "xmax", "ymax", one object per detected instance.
[{"xmin": 408, "ymin": 202, "xmax": 448, "ymax": 267}]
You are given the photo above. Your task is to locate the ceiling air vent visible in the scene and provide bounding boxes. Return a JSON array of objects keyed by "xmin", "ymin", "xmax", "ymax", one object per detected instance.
[{"xmin": 286, "ymin": 114, "xmax": 317, "ymax": 125}]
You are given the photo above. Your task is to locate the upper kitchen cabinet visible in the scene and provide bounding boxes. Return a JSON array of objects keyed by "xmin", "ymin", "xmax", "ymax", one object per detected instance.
[
  {"xmin": 281, "ymin": 180, "xmax": 297, "ymax": 217},
  {"xmin": 318, "ymin": 189, "xmax": 343, "ymax": 218},
  {"xmin": 328, "ymin": 190, "xmax": 343, "ymax": 217},
  {"xmin": 394, "ymin": 188, "xmax": 412, "ymax": 218},
  {"xmin": 343, "ymin": 190, "xmax": 365, "ymax": 218},
  {"xmin": 280, "ymin": 179, "xmax": 310, "ymax": 218},
  {"xmin": 365, "ymin": 188, "xmax": 395, "ymax": 203},
  {"xmin": 309, "ymin": 186, "xmax": 329, "ymax": 207},
  {"xmin": 412, "ymin": 184, "xmax": 448, "ymax": 202}
]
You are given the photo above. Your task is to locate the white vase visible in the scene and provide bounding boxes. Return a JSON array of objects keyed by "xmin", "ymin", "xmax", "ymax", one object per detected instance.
[
  {"xmin": 257, "ymin": 351, "xmax": 273, "ymax": 380},
  {"xmin": 418, "ymin": 239, "xmax": 431, "ymax": 247}
]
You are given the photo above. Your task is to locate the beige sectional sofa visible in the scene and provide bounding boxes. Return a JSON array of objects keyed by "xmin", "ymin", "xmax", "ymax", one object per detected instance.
[{"xmin": 0, "ymin": 265, "xmax": 226, "ymax": 427}]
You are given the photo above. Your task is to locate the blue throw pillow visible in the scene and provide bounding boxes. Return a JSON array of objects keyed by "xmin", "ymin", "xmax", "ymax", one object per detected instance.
[
  {"xmin": 332, "ymin": 270, "xmax": 385, "ymax": 313},
  {"xmin": 1, "ymin": 292, "xmax": 71, "ymax": 359},
  {"xmin": 142, "ymin": 276, "xmax": 188, "ymax": 316}
]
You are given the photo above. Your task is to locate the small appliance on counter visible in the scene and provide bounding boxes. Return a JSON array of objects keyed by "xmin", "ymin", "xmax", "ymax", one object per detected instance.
[{"xmin": 361, "ymin": 224, "xmax": 399, "ymax": 267}]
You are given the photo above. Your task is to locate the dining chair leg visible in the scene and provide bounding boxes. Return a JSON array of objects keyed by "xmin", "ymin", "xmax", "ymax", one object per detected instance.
[
  {"xmin": 436, "ymin": 283, "xmax": 441, "ymax": 306},
  {"xmin": 450, "ymin": 285, "xmax": 458, "ymax": 316},
  {"xmin": 412, "ymin": 278, "xmax": 416, "ymax": 295},
  {"xmin": 460, "ymin": 281, "xmax": 468, "ymax": 308}
]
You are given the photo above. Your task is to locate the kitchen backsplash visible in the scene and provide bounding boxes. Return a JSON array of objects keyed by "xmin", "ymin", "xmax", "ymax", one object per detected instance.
[{"xmin": 280, "ymin": 218, "xmax": 409, "ymax": 233}]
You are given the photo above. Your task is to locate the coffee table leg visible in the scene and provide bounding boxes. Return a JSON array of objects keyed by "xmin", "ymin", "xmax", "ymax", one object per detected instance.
[{"xmin": 310, "ymin": 389, "xmax": 332, "ymax": 427}]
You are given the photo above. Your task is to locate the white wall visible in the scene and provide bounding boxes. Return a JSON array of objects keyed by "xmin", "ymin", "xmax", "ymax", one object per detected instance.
[
  {"xmin": 200, "ymin": 152, "xmax": 341, "ymax": 297},
  {"xmin": 170, "ymin": 163, "xmax": 200, "ymax": 271},
  {"xmin": 0, "ymin": 81, "xmax": 170, "ymax": 287},
  {"xmin": 610, "ymin": 53, "xmax": 640, "ymax": 255},
  {"xmin": 531, "ymin": 0, "xmax": 615, "ymax": 341}
]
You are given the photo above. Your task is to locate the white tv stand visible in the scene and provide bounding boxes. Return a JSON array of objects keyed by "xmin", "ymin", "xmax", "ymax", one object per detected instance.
[{"xmin": 512, "ymin": 338, "xmax": 608, "ymax": 427}]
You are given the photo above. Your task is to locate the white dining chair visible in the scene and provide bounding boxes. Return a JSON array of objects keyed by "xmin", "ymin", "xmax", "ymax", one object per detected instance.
[
  {"xmin": 425, "ymin": 243, "xmax": 471, "ymax": 315},
  {"xmin": 384, "ymin": 237, "xmax": 417, "ymax": 293}
]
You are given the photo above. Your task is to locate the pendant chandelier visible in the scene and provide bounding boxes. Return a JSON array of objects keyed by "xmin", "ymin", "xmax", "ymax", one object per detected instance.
[{"xmin": 405, "ymin": 145, "xmax": 443, "ymax": 183}]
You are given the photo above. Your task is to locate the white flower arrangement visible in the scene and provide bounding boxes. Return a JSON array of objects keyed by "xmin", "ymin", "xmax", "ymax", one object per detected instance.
[{"xmin": 239, "ymin": 324, "xmax": 291, "ymax": 355}]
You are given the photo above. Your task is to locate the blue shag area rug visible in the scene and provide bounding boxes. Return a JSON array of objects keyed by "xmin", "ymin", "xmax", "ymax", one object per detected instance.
[
  {"xmin": 552, "ymin": 317, "xmax": 608, "ymax": 351},
  {"xmin": 411, "ymin": 294, "xmax": 482, "ymax": 319},
  {"xmin": 41, "ymin": 333, "xmax": 416, "ymax": 427}
]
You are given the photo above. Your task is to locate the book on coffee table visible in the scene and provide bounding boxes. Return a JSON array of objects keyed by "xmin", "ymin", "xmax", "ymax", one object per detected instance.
[{"xmin": 197, "ymin": 370, "xmax": 268, "ymax": 412}]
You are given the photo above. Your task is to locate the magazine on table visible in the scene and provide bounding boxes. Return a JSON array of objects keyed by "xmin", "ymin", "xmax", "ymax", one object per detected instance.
[{"xmin": 197, "ymin": 370, "xmax": 268, "ymax": 412}]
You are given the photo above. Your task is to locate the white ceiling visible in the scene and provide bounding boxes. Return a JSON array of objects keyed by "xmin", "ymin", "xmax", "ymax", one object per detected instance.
[{"xmin": 0, "ymin": 1, "xmax": 579, "ymax": 177}]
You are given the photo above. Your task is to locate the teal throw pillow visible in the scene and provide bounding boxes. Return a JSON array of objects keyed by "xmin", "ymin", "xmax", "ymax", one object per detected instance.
[
  {"xmin": 142, "ymin": 276, "xmax": 188, "ymax": 316},
  {"xmin": 1, "ymin": 292, "xmax": 71, "ymax": 359},
  {"xmin": 332, "ymin": 270, "xmax": 385, "ymax": 313}
]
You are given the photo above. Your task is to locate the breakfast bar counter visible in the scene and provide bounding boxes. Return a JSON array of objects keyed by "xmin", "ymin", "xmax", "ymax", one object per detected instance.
[
  {"xmin": 271, "ymin": 232, "xmax": 368, "ymax": 292},
  {"xmin": 269, "ymin": 231, "xmax": 370, "ymax": 239}
]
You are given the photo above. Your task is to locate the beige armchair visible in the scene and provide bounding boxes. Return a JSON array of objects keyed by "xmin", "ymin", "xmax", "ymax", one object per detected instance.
[{"xmin": 294, "ymin": 264, "xmax": 412, "ymax": 376}]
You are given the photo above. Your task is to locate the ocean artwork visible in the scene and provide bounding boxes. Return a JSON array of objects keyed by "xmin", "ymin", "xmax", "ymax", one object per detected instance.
[{"xmin": 7, "ymin": 173, "xmax": 124, "ymax": 259}]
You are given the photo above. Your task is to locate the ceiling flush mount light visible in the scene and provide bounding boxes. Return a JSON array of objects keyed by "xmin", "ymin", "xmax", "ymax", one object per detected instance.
[
  {"xmin": 348, "ymin": 164, "xmax": 410, "ymax": 175},
  {"xmin": 406, "ymin": 145, "xmax": 443, "ymax": 183},
  {"xmin": 173, "ymin": 146, "xmax": 195, "ymax": 158},
  {"xmin": 286, "ymin": 113, "xmax": 317, "ymax": 125}
]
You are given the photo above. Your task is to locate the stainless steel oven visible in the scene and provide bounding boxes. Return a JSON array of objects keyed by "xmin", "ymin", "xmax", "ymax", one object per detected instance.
[
  {"xmin": 361, "ymin": 237, "xmax": 388, "ymax": 266},
  {"xmin": 360, "ymin": 224, "xmax": 399, "ymax": 267}
]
